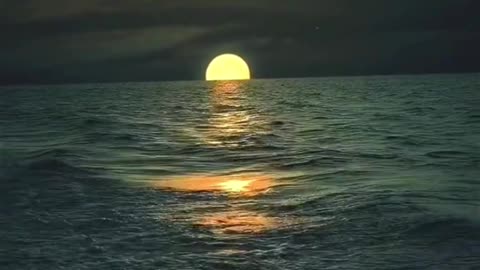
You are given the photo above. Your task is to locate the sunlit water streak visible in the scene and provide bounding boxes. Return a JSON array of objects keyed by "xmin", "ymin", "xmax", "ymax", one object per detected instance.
[{"xmin": 1, "ymin": 74, "xmax": 479, "ymax": 269}]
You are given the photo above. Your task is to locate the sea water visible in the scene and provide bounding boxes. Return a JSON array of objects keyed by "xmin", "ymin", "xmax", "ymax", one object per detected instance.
[{"xmin": 1, "ymin": 74, "xmax": 479, "ymax": 269}]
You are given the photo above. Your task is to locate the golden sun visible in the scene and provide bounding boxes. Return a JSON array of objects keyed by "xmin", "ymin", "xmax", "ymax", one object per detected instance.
[{"xmin": 206, "ymin": 54, "xmax": 251, "ymax": 81}]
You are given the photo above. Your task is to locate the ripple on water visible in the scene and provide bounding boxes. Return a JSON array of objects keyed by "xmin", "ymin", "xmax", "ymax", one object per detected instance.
[{"xmin": 151, "ymin": 171, "xmax": 297, "ymax": 235}]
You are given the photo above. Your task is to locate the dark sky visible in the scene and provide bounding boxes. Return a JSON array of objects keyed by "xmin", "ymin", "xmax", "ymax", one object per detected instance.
[{"xmin": 1, "ymin": 0, "xmax": 479, "ymax": 84}]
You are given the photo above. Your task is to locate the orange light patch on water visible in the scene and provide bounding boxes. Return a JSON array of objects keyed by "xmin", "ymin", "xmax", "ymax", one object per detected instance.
[
  {"xmin": 216, "ymin": 179, "xmax": 254, "ymax": 192},
  {"xmin": 155, "ymin": 173, "xmax": 280, "ymax": 196},
  {"xmin": 195, "ymin": 210, "xmax": 278, "ymax": 234},
  {"xmin": 154, "ymin": 171, "xmax": 297, "ymax": 235}
]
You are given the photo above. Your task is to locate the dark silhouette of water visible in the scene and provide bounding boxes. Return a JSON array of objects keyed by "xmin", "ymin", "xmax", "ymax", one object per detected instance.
[{"xmin": 1, "ymin": 74, "xmax": 479, "ymax": 269}]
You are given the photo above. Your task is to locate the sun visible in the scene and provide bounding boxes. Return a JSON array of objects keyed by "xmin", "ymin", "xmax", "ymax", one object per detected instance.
[{"xmin": 206, "ymin": 54, "xmax": 251, "ymax": 81}]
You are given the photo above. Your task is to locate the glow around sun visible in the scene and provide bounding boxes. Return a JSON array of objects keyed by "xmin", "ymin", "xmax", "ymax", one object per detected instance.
[{"xmin": 206, "ymin": 54, "xmax": 251, "ymax": 81}]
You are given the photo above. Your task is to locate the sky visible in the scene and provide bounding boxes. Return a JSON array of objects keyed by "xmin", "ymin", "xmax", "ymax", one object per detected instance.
[{"xmin": 1, "ymin": 0, "xmax": 479, "ymax": 84}]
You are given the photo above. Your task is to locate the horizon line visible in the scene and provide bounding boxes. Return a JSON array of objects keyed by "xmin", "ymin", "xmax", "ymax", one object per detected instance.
[{"xmin": 1, "ymin": 70, "xmax": 479, "ymax": 88}]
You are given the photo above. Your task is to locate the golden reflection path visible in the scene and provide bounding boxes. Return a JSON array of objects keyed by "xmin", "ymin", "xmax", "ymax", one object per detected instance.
[
  {"xmin": 195, "ymin": 209, "xmax": 279, "ymax": 235},
  {"xmin": 155, "ymin": 172, "xmax": 283, "ymax": 197},
  {"xmin": 156, "ymin": 81, "xmax": 292, "ymax": 235},
  {"xmin": 192, "ymin": 80, "xmax": 271, "ymax": 147},
  {"xmin": 154, "ymin": 171, "xmax": 290, "ymax": 234}
]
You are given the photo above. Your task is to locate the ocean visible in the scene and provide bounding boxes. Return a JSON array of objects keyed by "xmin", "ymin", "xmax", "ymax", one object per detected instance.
[{"xmin": 1, "ymin": 74, "xmax": 479, "ymax": 269}]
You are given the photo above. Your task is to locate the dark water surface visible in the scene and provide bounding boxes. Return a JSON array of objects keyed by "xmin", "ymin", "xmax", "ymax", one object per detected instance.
[{"xmin": 1, "ymin": 74, "xmax": 479, "ymax": 269}]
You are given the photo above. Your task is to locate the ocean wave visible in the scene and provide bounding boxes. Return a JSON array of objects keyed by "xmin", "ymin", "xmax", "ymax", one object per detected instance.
[
  {"xmin": 277, "ymin": 156, "xmax": 348, "ymax": 169},
  {"xmin": 270, "ymin": 120, "xmax": 286, "ymax": 127},
  {"xmin": 354, "ymin": 152, "xmax": 399, "ymax": 160},
  {"xmin": 425, "ymin": 150, "xmax": 470, "ymax": 158},
  {"xmin": 25, "ymin": 148, "xmax": 79, "ymax": 160},
  {"xmin": 406, "ymin": 218, "xmax": 480, "ymax": 237},
  {"xmin": 81, "ymin": 116, "xmax": 114, "ymax": 126},
  {"xmin": 212, "ymin": 104, "xmax": 244, "ymax": 112},
  {"xmin": 83, "ymin": 131, "xmax": 141, "ymax": 143},
  {"xmin": 0, "ymin": 155, "xmax": 93, "ymax": 185},
  {"xmin": 384, "ymin": 135, "xmax": 424, "ymax": 146},
  {"xmin": 25, "ymin": 158, "xmax": 84, "ymax": 174}
]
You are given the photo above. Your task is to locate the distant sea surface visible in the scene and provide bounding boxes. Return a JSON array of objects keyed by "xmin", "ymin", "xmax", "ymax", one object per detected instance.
[{"xmin": 1, "ymin": 74, "xmax": 479, "ymax": 269}]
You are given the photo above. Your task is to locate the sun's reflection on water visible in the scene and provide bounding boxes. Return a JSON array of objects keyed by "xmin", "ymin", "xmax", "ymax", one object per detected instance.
[
  {"xmin": 188, "ymin": 80, "xmax": 271, "ymax": 148},
  {"xmin": 155, "ymin": 81, "xmax": 292, "ymax": 236},
  {"xmin": 155, "ymin": 172, "xmax": 281, "ymax": 197},
  {"xmin": 154, "ymin": 171, "xmax": 294, "ymax": 235},
  {"xmin": 195, "ymin": 209, "xmax": 278, "ymax": 235}
]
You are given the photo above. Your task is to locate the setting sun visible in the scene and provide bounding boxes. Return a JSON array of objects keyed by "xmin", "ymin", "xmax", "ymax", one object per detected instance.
[{"xmin": 206, "ymin": 54, "xmax": 251, "ymax": 81}]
